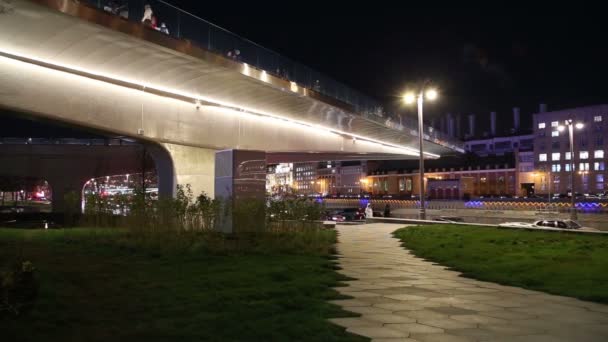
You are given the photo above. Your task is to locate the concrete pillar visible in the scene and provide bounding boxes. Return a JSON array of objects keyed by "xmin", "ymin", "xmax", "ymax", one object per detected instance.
[
  {"xmin": 447, "ymin": 113, "xmax": 454, "ymax": 137},
  {"xmin": 468, "ymin": 114, "xmax": 475, "ymax": 137},
  {"xmin": 215, "ymin": 150, "xmax": 266, "ymax": 233},
  {"xmin": 490, "ymin": 111, "xmax": 497, "ymax": 136},
  {"xmin": 48, "ymin": 175, "xmax": 88, "ymax": 214},
  {"xmin": 455, "ymin": 114, "xmax": 461, "ymax": 139},
  {"xmin": 161, "ymin": 143, "xmax": 216, "ymax": 198},
  {"xmin": 513, "ymin": 107, "xmax": 521, "ymax": 132}
]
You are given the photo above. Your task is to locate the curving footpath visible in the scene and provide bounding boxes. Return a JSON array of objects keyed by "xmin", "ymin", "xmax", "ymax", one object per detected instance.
[{"xmin": 330, "ymin": 223, "xmax": 608, "ymax": 342}]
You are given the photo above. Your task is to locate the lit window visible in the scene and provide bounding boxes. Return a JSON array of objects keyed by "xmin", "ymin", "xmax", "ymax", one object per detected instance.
[
  {"xmin": 565, "ymin": 164, "xmax": 572, "ymax": 172},
  {"xmin": 565, "ymin": 152, "xmax": 571, "ymax": 160},
  {"xmin": 594, "ymin": 115, "xmax": 602, "ymax": 122},
  {"xmin": 551, "ymin": 131, "xmax": 559, "ymax": 137},
  {"xmin": 552, "ymin": 153, "xmax": 560, "ymax": 161},
  {"xmin": 539, "ymin": 154, "xmax": 547, "ymax": 162},
  {"xmin": 595, "ymin": 150, "xmax": 604, "ymax": 158},
  {"xmin": 551, "ymin": 164, "xmax": 561, "ymax": 172},
  {"xmin": 597, "ymin": 174, "xmax": 604, "ymax": 183},
  {"xmin": 595, "ymin": 162, "xmax": 605, "ymax": 171},
  {"xmin": 580, "ymin": 151, "xmax": 589, "ymax": 159},
  {"xmin": 551, "ymin": 121, "xmax": 559, "ymax": 127},
  {"xmin": 538, "ymin": 122, "xmax": 546, "ymax": 129},
  {"xmin": 579, "ymin": 163, "xmax": 590, "ymax": 171}
]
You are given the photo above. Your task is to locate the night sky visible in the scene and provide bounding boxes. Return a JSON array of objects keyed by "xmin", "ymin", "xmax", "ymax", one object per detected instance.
[{"xmin": 170, "ymin": 1, "xmax": 608, "ymax": 134}]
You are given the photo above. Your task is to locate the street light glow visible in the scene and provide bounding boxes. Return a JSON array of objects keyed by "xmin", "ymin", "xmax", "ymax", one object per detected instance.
[
  {"xmin": 403, "ymin": 92, "xmax": 416, "ymax": 104},
  {"xmin": 425, "ymin": 88, "xmax": 438, "ymax": 101},
  {"xmin": 557, "ymin": 125, "xmax": 565, "ymax": 132},
  {"xmin": 575, "ymin": 122, "xmax": 584, "ymax": 129}
]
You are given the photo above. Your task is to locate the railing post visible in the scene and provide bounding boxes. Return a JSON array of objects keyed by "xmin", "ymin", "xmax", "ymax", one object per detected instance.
[{"xmin": 176, "ymin": 12, "xmax": 181, "ymax": 38}]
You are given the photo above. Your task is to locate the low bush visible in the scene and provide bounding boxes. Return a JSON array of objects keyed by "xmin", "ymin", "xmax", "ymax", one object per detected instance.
[{"xmin": 0, "ymin": 260, "xmax": 39, "ymax": 317}]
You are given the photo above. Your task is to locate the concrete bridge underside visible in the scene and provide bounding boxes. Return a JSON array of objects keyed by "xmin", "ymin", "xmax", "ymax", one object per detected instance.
[{"xmin": 0, "ymin": 0, "xmax": 461, "ymax": 201}]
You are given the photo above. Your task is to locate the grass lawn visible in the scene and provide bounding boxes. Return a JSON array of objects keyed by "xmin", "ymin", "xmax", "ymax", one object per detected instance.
[
  {"xmin": 393, "ymin": 225, "xmax": 608, "ymax": 303},
  {"xmin": 0, "ymin": 228, "xmax": 367, "ymax": 342}
]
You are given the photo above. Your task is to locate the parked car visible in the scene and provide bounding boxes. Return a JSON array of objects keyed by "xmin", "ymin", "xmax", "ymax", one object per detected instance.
[{"xmin": 499, "ymin": 220, "xmax": 598, "ymax": 231}]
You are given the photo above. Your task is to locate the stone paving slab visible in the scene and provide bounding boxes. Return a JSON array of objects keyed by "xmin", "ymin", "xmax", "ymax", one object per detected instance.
[{"xmin": 329, "ymin": 223, "xmax": 608, "ymax": 342}]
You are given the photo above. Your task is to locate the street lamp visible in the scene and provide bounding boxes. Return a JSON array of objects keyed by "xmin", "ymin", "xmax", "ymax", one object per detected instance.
[
  {"xmin": 403, "ymin": 84, "xmax": 438, "ymax": 220},
  {"xmin": 557, "ymin": 119, "xmax": 584, "ymax": 220}
]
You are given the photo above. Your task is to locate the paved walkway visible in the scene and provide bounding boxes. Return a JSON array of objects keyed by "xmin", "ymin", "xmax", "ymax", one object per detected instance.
[{"xmin": 329, "ymin": 223, "xmax": 608, "ymax": 342}]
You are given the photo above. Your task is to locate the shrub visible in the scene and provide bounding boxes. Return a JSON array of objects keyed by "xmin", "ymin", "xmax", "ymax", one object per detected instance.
[
  {"xmin": 0, "ymin": 261, "xmax": 39, "ymax": 317},
  {"xmin": 266, "ymin": 197, "xmax": 324, "ymax": 232},
  {"xmin": 63, "ymin": 191, "xmax": 80, "ymax": 227}
]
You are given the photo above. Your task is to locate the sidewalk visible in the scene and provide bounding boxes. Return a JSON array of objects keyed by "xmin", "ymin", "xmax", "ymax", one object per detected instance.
[{"xmin": 330, "ymin": 223, "xmax": 608, "ymax": 342}]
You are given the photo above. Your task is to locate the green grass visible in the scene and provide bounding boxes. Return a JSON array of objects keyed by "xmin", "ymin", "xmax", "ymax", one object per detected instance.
[
  {"xmin": 0, "ymin": 228, "xmax": 367, "ymax": 342},
  {"xmin": 393, "ymin": 225, "xmax": 608, "ymax": 303}
]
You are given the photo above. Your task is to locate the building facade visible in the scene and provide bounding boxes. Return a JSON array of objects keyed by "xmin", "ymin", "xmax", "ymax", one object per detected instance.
[
  {"xmin": 268, "ymin": 161, "xmax": 367, "ymax": 196},
  {"xmin": 265, "ymin": 104, "xmax": 608, "ymax": 199},
  {"xmin": 533, "ymin": 104, "xmax": 608, "ymax": 195},
  {"xmin": 464, "ymin": 135, "xmax": 534, "ymax": 157},
  {"xmin": 361, "ymin": 163, "xmax": 517, "ymax": 199}
]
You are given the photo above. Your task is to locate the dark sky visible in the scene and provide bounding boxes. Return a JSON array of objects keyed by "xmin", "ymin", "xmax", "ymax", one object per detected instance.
[{"xmin": 169, "ymin": 1, "xmax": 608, "ymax": 134}]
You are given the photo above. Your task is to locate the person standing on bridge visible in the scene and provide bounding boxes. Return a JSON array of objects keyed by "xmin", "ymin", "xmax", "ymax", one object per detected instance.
[
  {"xmin": 384, "ymin": 203, "xmax": 391, "ymax": 218},
  {"xmin": 159, "ymin": 23, "xmax": 169, "ymax": 35},
  {"xmin": 365, "ymin": 203, "xmax": 373, "ymax": 218},
  {"xmin": 141, "ymin": 4, "xmax": 153, "ymax": 24}
]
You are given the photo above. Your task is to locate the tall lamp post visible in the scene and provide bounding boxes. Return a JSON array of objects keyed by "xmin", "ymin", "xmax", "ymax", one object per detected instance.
[
  {"xmin": 403, "ymin": 86, "xmax": 438, "ymax": 220},
  {"xmin": 558, "ymin": 119, "xmax": 584, "ymax": 220}
]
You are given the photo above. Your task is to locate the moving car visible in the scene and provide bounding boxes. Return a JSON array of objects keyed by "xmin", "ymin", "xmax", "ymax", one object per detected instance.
[
  {"xmin": 433, "ymin": 216, "xmax": 464, "ymax": 223},
  {"xmin": 325, "ymin": 208, "xmax": 365, "ymax": 222},
  {"xmin": 499, "ymin": 219, "xmax": 598, "ymax": 231}
]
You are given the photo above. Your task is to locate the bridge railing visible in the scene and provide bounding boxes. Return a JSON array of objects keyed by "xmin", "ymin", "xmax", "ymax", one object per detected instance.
[{"xmin": 81, "ymin": 0, "xmax": 464, "ymax": 152}]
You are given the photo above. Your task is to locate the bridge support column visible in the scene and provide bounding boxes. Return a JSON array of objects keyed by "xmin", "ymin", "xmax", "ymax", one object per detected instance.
[
  {"xmin": 48, "ymin": 175, "xmax": 88, "ymax": 214},
  {"xmin": 159, "ymin": 143, "xmax": 216, "ymax": 198},
  {"xmin": 214, "ymin": 150, "xmax": 267, "ymax": 233}
]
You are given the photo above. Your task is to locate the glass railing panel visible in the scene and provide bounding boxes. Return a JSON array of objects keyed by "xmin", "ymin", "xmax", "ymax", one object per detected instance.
[
  {"xmin": 293, "ymin": 63, "xmax": 312, "ymax": 88},
  {"xmin": 177, "ymin": 12, "xmax": 211, "ymax": 50}
]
